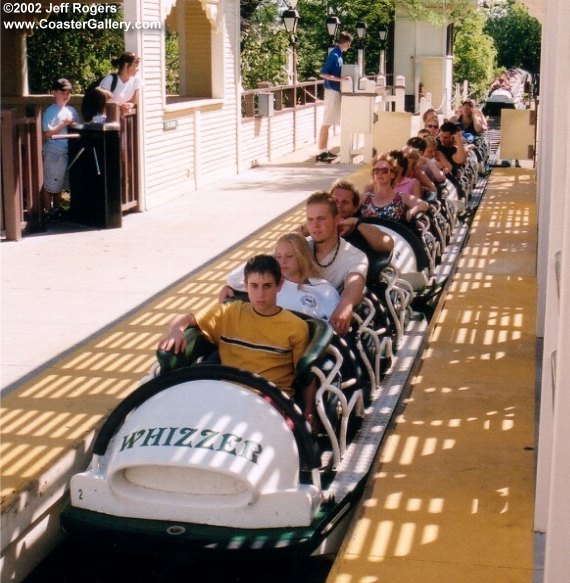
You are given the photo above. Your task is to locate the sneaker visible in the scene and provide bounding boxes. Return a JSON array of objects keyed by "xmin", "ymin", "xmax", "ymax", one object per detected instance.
[
  {"xmin": 316, "ymin": 151, "xmax": 335, "ymax": 163},
  {"xmin": 326, "ymin": 151, "xmax": 338, "ymax": 159},
  {"xmin": 48, "ymin": 208, "xmax": 65, "ymax": 222}
]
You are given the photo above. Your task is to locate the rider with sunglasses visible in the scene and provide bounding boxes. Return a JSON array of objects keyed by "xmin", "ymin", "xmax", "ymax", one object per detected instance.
[{"xmin": 360, "ymin": 155, "xmax": 429, "ymax": 223}]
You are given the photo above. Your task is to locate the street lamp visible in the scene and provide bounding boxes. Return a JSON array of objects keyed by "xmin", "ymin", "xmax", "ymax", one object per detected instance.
[
  {"xmin": 356, "ymin": 21, "xmax": 367, "ymax": 77},
  {"xmin": 378, "ymin": 24, "xmax": 388, "ymax": 77},
  {"xmin": 326, "ymin": 15, "xmax": 340, "ymax": 49},
  {"xmin": 282, "ymin": 9, "xmax": 299, "ymax": 36},
  {"xmin": 282, "ymin": 8, "xmax": 299, "ymax": 86}
]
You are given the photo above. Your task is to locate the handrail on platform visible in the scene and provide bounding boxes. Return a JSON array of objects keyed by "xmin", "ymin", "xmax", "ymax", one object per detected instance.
[{"xmin": 1, "ymin": 106, "xmax": 44, "ymax": 240}]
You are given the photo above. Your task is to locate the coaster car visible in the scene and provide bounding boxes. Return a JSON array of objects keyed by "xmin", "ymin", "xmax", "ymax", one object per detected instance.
[
  {"xmin": 61, "ymin": 157, "xmax": 488, "ymax": 556},
  {"xmin": 61, "ymin": 318, "xmax": 383, "ymax": 555}
]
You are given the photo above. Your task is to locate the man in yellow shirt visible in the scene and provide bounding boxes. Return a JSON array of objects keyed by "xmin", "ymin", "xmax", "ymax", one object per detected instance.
[{"xmin": 158, "ymin": 255, "xmax": 316, "ymax": 420}]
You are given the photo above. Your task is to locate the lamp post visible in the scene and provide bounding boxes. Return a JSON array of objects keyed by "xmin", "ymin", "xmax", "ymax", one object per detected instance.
[
  {"xmin": 326, "ymin": 15, "xmax": 340, "ymax": 52},
  {"xmin": 378, "ymin": 24, "xmax": 388, "ymax": 78},
  {"xmin": 282, "ymin": 7, "xmax": 299, "ymax": 86},
  {"xmin": 356, "ymin": 21, "xmax": 367, "ymax": 78}
]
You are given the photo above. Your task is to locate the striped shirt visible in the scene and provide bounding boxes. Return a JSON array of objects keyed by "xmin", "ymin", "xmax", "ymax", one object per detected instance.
[{"xmin": 195, "ymin": 301, "xmax": 309, "ymax": 395}]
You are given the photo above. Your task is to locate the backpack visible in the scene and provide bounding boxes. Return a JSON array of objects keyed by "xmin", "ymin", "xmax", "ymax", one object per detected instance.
[
  {"xmin": 84, "ymin": 73, "xmax": 118, "ymax": 96},
  {"xmin": 81, "ymin": 74, "xmax": 118, "ymax": 121}
]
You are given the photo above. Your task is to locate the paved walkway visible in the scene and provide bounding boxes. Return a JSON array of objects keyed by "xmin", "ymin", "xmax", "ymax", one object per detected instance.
[
  {"xmin": 1, "ymin": 144, "xmax": 354, "ymax": 393},
  {"xmin": 327, "ymin": 166, "xmax": 537, "ymax": 582},
  {"xmin": 0, "ymin": 142, "xmax": 371, "ymax": 582}
]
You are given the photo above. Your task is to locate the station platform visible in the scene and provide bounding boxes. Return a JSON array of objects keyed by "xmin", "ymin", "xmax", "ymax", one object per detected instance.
[
  {"xmin": 1, "ymin": 146, "xmax": 538, "ymax": 582},
  {"xmin": 327, "ymin": 166, "xmax": 538, "ymax": 582},
  {"xmin": 0, "ymin": 143, "xmax": 357, "ymax": 582}
]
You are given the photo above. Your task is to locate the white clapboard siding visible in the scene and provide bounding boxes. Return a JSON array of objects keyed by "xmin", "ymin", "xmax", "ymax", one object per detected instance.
[
  {"xmin": 239, "ymin": 102, "xmax": 324, "ymax": 169},
  {"xmin": 240, "ymin": 117, "xmax": 271, "ymax": 167},
  {"xmin": 295, "ymin": 106, "xmax": 318, "ymax": 148},
  {"xmin": 138, "ymin": 0, "xmax": 322, "ymax": 208}
]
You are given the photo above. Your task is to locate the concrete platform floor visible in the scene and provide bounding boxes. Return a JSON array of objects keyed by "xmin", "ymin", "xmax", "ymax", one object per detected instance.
[
  {"xmin": 0, "ymin": 141, "xmax": 366, "ymax": 582},
  {"xmin": 327, "ymin": 167, "xmax": 538, "ymax": 582}
]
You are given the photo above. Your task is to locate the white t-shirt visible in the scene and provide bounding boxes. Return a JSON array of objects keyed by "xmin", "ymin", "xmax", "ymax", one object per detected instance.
[
  {"xmin": 42, "ymin": 103, "xmax": 80, "ymax": 153},
  {"xmin": 226, "ymin": 266, "xmax": 340, "ymax": 321},
  {"xmin": 307, "ymin": 238, "xmax": 368, "ymax": 291},
  {"xmin": 99, "ymin": 74, "xmax": 141, "ymax": 104}
]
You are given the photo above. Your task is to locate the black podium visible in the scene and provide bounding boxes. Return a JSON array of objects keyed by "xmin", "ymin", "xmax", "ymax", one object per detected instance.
[{"xmin": 68, "ymin": 122, "xmax": 122, "ymax": 229}]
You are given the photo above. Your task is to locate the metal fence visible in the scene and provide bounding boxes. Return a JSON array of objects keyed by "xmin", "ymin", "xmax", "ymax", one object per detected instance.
[{"xmin": 241, "ymin": 79, "xmax": 324, "ymax": 118}]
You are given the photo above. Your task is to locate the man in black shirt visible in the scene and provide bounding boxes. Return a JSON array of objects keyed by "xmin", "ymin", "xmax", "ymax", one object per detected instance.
[{"xmin": 436, "ymin": 121, "xmax": 467, "ymax": 174}]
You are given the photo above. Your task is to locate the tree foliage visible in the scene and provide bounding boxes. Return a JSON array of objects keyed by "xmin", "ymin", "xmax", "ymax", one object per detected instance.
[
  {"xmin": 453, "ymin": 10, "xmax": 496, "ymax": 100},
  {"xmin": 240, "ymin": 0, "xmax": 491, "ymax": 88},
  {"xmin": 240, "ymin": 1, "xmax": 291, "ymax": 88},
  {"xmin": 295, "ymin": 0, "xmax": 392, "ymax": 80},
  {"xmin": 165, "ymin": 30, "xmax": 180, "ymax": 95},
  {"xmin": 26, "ymin": 6, "xmax": 124, "ymax": 94},
  {"xmin": 483, "ymin": 0, "xmax": 541, "ymax": 73},
  {"xmin": 24, "ymin": 0, "xmax": 541, "ymax": 108}
]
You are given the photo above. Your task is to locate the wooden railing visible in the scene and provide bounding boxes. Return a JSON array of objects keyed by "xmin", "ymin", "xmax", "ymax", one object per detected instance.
[
  {"xmin": 242, "ymin": 79, "xmax": 324, "ymax": 118},
  {"xmin": 105, "ymin": 103, "xmax": 139, "ymax": 213},
  {"xmin": 1, "ymin": 106, "xmax": 44, "ymax": 240},
  {"xmin": 1, "ymin": 102, "xmax": 140, "ymax": 240}
]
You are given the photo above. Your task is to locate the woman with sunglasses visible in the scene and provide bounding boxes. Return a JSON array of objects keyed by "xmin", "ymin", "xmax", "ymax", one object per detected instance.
[{"xmin": 360, "ymin": 155, "xmax": 429, "ymax": 223}]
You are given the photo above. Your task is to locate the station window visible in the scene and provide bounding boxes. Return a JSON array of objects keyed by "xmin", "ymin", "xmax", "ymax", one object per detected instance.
[{"xmin": 164, "ymin": 0, "xmax": 224, "ymax": 105}]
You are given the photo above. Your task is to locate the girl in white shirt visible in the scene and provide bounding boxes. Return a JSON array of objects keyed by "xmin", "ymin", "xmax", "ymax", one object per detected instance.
[
  {"xmin": 99, "ymin": 51, "xmax": 142, "ymax": 114},
  {"xmin": 221, "ymin": 232, "xmax": 340, "ymax": 321}
]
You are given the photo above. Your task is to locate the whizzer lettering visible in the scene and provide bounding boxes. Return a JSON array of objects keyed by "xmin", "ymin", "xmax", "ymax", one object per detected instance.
[{"xmin": 119, "ymin": 426, "xmax": 263, "ymax": 463}]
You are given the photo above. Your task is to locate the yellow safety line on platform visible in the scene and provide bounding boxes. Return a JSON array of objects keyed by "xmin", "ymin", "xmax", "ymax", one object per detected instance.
[
  {"xmin": 328, "ymin": 168, "xmax": 537, "ymax": 582},
  {"xmin": 0, "ymin": 207, "xmax": 307, "ymax": 510}
]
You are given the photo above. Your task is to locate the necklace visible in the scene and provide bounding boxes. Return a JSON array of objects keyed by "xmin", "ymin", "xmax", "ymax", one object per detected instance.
[{"xmin": 314, "ymin": 237, "xmax": 341, "ymax": 268}]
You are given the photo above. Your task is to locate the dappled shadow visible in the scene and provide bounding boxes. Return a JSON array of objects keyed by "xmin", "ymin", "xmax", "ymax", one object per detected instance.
[
  {"xmin": 329, "ymin": 168, "xmax": 537, "ymax": 581},
  {"xmin": 0, "ymin": 208, "xmax": 306, "ymax": 517}
]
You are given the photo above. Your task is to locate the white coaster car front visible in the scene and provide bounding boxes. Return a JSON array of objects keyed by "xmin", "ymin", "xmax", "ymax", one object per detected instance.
[{"xmin": 70, "ymin": 379, "xmax": 322, "ymax": 529}]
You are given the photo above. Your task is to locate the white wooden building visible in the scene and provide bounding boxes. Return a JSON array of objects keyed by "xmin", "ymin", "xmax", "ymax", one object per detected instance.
[{"xmin": 0, "ymin": 0, "xmax": 325, "ymax": 212}]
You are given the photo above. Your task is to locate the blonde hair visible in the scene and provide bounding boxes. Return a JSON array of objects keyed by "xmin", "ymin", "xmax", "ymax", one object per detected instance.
[
  {"xmin": 275, "ymin": 232, "xmax": 321, "ymax": 282},
  {"xmin": 404, "ymin": 148, "xmax": 420, "ymax": 176},
  {"xmin": 330, "ymin": 178, "xmax": 360, "ymax": 206},
  {"xmin": 306, "ymin": 190, "xmax": 338, "ymax": 217}
]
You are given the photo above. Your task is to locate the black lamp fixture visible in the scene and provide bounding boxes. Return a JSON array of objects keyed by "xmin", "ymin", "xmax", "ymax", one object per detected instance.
[
  {"xmin": 356, "ymin": 21, "xmax": 367, "ymax": 40},
  {"xmin": 282, "ymin": 8, "xmax": 299, "ymax": 36},
  {"xmin": 379, "ymin": 24, "xmax": 388, "ymax": 46},
  {"xmin": 326, "ymin": 15, "xmax": 340, "ymax": 40},
  {"xmin": 282, "ymin": 2, "xmax": 300, "ymax": 87}
]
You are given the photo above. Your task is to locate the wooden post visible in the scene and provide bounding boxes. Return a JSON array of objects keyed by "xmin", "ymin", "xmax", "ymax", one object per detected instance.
[
  {"xmin": 27, "ymin": 105, "xmax": 44, "ymax": 231},
  {"xmin": 1, "ymin": 109, "xmax": 23, "ymax": 241}
]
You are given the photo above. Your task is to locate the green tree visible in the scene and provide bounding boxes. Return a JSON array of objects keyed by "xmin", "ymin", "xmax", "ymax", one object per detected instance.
[
  {"xmin": 291, "ymin": 0, "xmax": 393, "ymax": 81},
  {"xmin": 238, "ymin": 0, "xmax": 492, "ymax": 89},
  {"xmin": 26, "ymin": 7, "xmax": 124, "ymax": 94},
  {"xmin": 165, "ymin": 29, "xmax": 180, "ymax": 95},
  {"xmin": 453, "ymin": 11, "xmax": 497, "ymax": 100},
  {"xmin": 484, "ymin": 0, "xmax": 541, "ymax": 73},
  {"xmin": 240, "ymin": 1, "xmax": 291, "ymax": 88}
]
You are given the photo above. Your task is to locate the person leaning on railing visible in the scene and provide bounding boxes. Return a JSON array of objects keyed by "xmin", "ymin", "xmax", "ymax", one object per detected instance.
[
  {"xmin": 99, "ymin": 51, "xmax": 142, "ymax": 115},
  {"xmin": 316, "ymin": 32, "xmax": 353, "ymax": 163}
]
